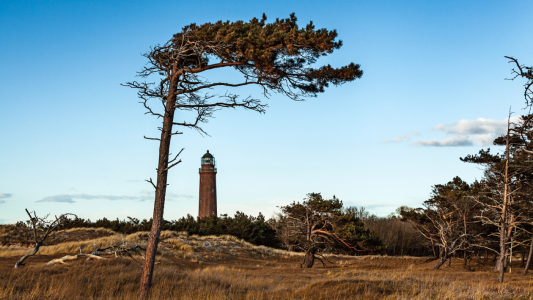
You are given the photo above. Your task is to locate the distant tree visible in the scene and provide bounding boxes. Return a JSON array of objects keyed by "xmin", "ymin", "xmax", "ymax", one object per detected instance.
[
  {"xmin": 278, "ymin": 193, "xmax": 381, "ymax": 268},
  {"xmin": 123, "ymin": 13, "xmax": 363, "ymax": 298},
  {"xmin": 360, "ymin": 207, "xmax": 429, "ymax": 257},
  {"xmin": 59, "ymin": 212, "xmax": 278, "ymax": 247}
]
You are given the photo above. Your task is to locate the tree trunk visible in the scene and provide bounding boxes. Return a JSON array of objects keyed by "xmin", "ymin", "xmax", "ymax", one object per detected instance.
[
  {"xmin": 523, "ymin": 232, "xmax": 533, "ymax": 275},
  {"xmin": 498, "ymin": 118, "xmax": 511, "ymax": 283},
  {"xmin": 448, "ymin": 256, "xmax": 452, "ymax": 267},
  {"xmin": 498, "ymin": 234, "xmax": 507, "ymax": 282},
  {"xmin": 14, "ymin": 241, "xmax": 43, "ymax": 268},
  {"xmin": 301, "ymin": 248, "xmax": 315, "ymax": 268},
  {"xmin": 139, "ymin": 83, "xmax": 177, "ymax": 300},
  {"xmin": 432, "ymin": 252, "xmax": 454, "ymax": 270},
  {"xmin": 464, "ymin": 251, "xmax": 467, "ymax": 267}
]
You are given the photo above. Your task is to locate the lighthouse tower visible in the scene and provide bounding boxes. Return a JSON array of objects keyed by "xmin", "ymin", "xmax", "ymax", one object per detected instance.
[{"xmin": 198, "ymin": 150, "xmax": 217, "ymax": 217}]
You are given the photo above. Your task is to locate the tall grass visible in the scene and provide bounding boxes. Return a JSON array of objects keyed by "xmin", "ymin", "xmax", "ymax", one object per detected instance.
[
  {"xmin": 2, "ymin": 229, "xmax": 533, "ymax": 299},
  {"xmin": 1, "ymin": 256, "xmax": 533, "ymax": 299}
]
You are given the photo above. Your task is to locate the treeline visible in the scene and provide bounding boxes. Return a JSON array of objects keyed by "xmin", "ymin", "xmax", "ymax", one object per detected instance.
[
  {"xmin": 352, "ymin": 208, "xmax": 429, "ymax": 256},
  {"xmin": 53, "ymin": 211, "xmax": 279, "ymax": 247},
  {"xmin": 13, "ymin": 205, "xmax": 429, "ymax": 256}
]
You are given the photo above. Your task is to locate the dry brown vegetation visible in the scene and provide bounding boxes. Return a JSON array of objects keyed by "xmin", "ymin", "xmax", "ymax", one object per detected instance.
[
  {"xmin": 0, "ymin": 226, "xmax": 115, "ymax": 248},
  {"xmin": 1, "ymin": 228, "xmax": 533, "ymax": 299}
]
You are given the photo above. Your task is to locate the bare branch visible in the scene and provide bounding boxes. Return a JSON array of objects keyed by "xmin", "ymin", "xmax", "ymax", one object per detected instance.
[{"xmin": 145, "ymin": 178, "xmax": 156, "ymax": 190}]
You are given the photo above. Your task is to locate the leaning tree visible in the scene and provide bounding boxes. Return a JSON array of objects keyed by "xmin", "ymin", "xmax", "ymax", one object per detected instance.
[
  {"xmin": 123, "ymin": 14, "xmax": 362, "ymax": 299},
  {"xmin": 14, "ymin": 209, "xmax": 76, "ymax": 268},
  {"xmin": 278, "ymin": 193, "xmax": 381, "ymax": 268}
]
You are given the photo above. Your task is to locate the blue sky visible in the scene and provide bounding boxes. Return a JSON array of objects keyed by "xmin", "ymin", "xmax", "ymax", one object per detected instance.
[{"xmin": 1, "ymin": 0, "xmax": 532, "ymax": 224}]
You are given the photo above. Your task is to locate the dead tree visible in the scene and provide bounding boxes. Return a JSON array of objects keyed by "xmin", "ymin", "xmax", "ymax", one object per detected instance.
[
  {"xmin": 14, "ymin": 209, "xmax": 76, "ymax": 268},
  {"xmin": 46, "ymin": 242, "xmax": 145, "ymax": 266},
  {"xmin": 505, "ymin": 56, "xmax": 533, "ymax": 107},
  {"xmin": 463, "ymin": 111, "xmax": 532, "ymax": 282},
  {"xmin": 123, "ymin": 14, "xmax": 363, "ymax": 299}
]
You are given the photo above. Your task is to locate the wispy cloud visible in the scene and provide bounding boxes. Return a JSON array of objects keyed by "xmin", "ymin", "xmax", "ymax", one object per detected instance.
[
  {"xmin": 413, "ymin": 135, "xmax": 473, "ymax": 147},
  {"xmin": 433, "ymin": 117, "xmax": 518, "ymax": 136},
  {"xmin": 408, "ymin": 117, "xmax": 519, "ymax": 147},
  {"xmin": 38, "ymin": 195, "xmax": 77, "ymax": 203},
  {"xmin": 0, "ymin": 193, "xmax": 12, "ymax": 204},
  {"xmin": 383, "ymin": 131, "xmax": 420, "ymax": 143},
  {"xmin": 167, "ymin": 192, "xmax": 194, "ymax": 199},
  {"xmin": 36, "ymin": 191, "xmax": 193, "ymax": 203}
]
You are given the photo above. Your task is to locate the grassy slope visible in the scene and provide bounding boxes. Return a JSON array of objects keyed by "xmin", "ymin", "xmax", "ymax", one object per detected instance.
[{"xmin": 1, "ymin": 228, "xmax": 533, "ymax": 299}]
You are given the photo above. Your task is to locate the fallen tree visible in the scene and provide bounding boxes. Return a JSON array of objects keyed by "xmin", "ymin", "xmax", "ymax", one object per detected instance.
[{"xmin": 46, "ymin": 242, "xmax": 145, "ymax": 266}]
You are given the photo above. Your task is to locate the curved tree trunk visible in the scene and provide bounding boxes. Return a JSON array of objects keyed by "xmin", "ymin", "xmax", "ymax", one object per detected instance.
[
  {"xmin": 301, "ymin": 248, "xmax": 315, "ymax": 268},
  {"xmin": 14, "ymin": 241, "xmax": 43, "ymax": 268},
  {"xmin": 432, "ymin": 252, "xmax": 454, "ymax": 270}
]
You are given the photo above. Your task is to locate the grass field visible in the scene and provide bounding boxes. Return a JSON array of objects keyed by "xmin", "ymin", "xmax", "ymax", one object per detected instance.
[{"xmin": 1, "ymin": 228, "xmax": 532, "ymax": 299}]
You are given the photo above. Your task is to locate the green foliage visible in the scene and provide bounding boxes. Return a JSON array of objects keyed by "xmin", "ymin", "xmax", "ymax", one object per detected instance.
[
  {"xmin": 278, "ymin": 193, "xmax": 382, "ymax": 254},
  {"xmin": 337, "ymin": 210, "xmax": 382, "ymax": 250},
  {"xmin": 58, "ymin": 212, "xmax": 279, "ymax": 247},
  {"xmin": 159, "ymin": 13, "xmax": 363, "ymax": 99}
]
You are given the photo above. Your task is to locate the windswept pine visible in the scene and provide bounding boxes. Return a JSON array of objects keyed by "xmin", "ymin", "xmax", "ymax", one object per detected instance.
[{"xmin": 122, "ymin": 13, "xmax": 362, "ymax": 298}]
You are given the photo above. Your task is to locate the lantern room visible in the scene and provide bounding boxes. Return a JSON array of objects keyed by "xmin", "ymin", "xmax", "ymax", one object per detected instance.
[{"xmin": 201, "ymin": 150, "xmax": 215, "ymax": 166}]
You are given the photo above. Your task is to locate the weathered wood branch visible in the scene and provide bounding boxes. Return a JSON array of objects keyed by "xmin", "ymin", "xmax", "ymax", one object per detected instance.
[{"xmin": 45, "ymin": 244, "xmax": 146, "ymax": 266}]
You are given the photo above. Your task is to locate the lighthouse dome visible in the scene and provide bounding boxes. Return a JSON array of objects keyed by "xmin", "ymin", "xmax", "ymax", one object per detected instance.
[{"xmin": 201, "ymin": 150, "xmax": 215, "ymax": 165}]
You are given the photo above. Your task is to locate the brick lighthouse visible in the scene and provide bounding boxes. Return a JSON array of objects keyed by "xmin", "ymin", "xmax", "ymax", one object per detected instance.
[{"xmin": 198, "ymin": 150, "xmax": 217, "ymax": 217}]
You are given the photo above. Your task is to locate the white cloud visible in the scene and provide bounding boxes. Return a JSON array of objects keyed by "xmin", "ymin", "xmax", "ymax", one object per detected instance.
[
  {"xmin": 414, "ymin": 134, "xmax": 500, "ymax": 147},
  {"xmin": 167, "ymin": 191, "xmax": 193, "ymax": 199},
  {"xmin": 384, "ymin": 131, "xmax": 420, "ymax": 143},
  {"xmin": 411, "ymin": 117, "xmax": 519, "ymax": 147},
  {"xmin": 0, "ymin": 193, "xmax": 12, "ymax": 204},
  {"xmin": 37, "ymin": 195, "xmax": 76, "ymax": 203},
  {"xmin": 433, "ymin": 117, "xmax": 519, "ymax": 135},
  {"xmin": 414, "ymin": 135, "xmax": 473, "ymax": 147},
  {"xmin": 471, "ymin": 133, "xmax": 498, "ymax": 146},
  {"xmin": 36, "ymin": 191, "xmax": 194, "ymax": 203},
  {"xmin": 0, "ymin": 193, "xmax": 12, "ymax": 199}
]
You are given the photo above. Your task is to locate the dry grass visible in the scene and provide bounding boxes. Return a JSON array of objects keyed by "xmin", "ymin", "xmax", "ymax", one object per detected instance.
[
  {"xmin": 1, "ymin": 255, "xmax": 533, "ymax": 299},
  {"xmin": 165, "ymin": 238, "xmax": 193, "ymax": 252},
  {"xmin": 0, "ymin": 230, "xmax": 186, "ymax": 258},
  {"xmin": 0, "ymin": 226, "xmax": 116, "ymax": 248},
  {"xmin": 1, "ymin": 229, "xmax": 533, "ymax": 299}
]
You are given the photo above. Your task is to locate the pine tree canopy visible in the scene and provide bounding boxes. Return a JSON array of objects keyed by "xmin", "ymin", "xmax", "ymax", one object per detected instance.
[{"xmin": 140, "ymin": 13, "xmax": 362, "ymax": 102}]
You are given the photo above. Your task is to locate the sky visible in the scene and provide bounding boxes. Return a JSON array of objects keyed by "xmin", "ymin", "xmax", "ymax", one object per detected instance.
[{"xmin": 1, "ymin": 0, "xmax": 533, "ymax": 224}]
